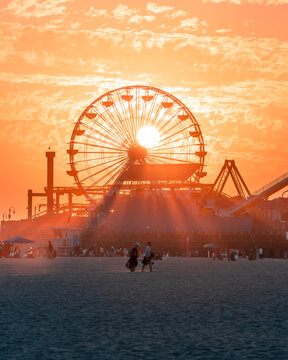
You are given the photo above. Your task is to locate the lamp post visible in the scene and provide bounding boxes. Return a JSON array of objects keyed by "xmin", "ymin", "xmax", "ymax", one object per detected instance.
[
  {"xmin": 34, "ymin": 204, "xmax": 39, "ymax": 217},
  {"xmin": 8, "ymin": 207, "xmax": 15, "ymax": 221},
  {"xmin": 281, "ymin": 190, "xmax": 288, "ymax": 237}
]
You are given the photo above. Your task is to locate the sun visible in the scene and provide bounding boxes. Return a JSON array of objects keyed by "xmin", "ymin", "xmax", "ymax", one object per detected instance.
[{"xmin": 136, "ymin": 126, "xmax": 160, "ymax": 148}]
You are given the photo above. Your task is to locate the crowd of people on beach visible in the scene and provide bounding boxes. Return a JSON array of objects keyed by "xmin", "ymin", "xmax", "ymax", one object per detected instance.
[
  {"xmin": 210, "ymin": 247, "xmax": 266, "ymax": 261},
  {"xmin": 0, "ymin": 241, "xmax": 57, "ymax": 259},
  {"xmin": 2, "ymin": 237, "xmax": 288, "ymax": 264}
]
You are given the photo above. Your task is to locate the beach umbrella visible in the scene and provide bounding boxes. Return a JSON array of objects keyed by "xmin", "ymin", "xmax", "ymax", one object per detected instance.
[
  {"xmin": 203, "ymin": 243, "xmax": 219, "ymax": 248},
  {"xmin": 2, "ymin": 236, "xmax": 35, "ymax": 244}
]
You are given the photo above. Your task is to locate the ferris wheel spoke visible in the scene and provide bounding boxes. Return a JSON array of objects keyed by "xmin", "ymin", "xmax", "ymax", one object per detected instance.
[
  {"xmin": 136, "ymin": 87, "xmax": 141, "ymax": 136},
  {"xmin": 103, "ymin": 161, "xmax": 129, "ymax": 188},
  {"xmin": 149, "ymin": 105, "xmax": 173, "ymax": 131},
  {"xmin": 158, "ymin": 115, "xmax": 185, "ymax": 140},
  {"xmin": 80, "ymin": 116, "xmax": 127, "ymax": 149},
  {"xmin": 90, "ymin": 106, "xmax": 130, "ymax": 146},
  {"xmin": 148, "ymin": 96, "xmax": 166, "ymax": 129},
  {"xmin": 76, "ymin": 155, "xmax": 127, "ymax": 173},
  {"xmin": 147, "ymin": 91, "xmax": 162, "ymax": 129},
  {"xmin": 89, "ymin": 160, "xmax": 129, "ymax": 199},
  {"xmin": 79, "ymin": 124, "xmax": 127, "ymax": 150},
  {"xmin": 134, "ymin": 87, "xmax": 139, "ymax": 136},
  {"xmin": 147, "ymin": 154, "xmax": 189, "ymax": 163},
  {"xmin": 116, "ymin": 91, "xmax": 135, "ymax": 144},
  {"xmin": 77, "ymin": 151, "xmax": 124, "ymax": 155},
  {"xmin": 151, "ymin": 140, "xmax": 192, "ymax": 152},
  {"xmin": 149, "ymin": 152, "xmax": 193, "ymax": 155},
  {"xmin": 139, "ymin": 92, "xmax": 148, "ymax": 130},
  {"xmin": 149, "ymin": 124, "xmax": 193, "ymax": 151},
  {"xmin": 82, "ymin": 138, "xmax": 124, "ymax": 155},
  {"xmin": 117, "ymin": 89, "xmax": 137, "ymax": 142},
  {"xmin": 112, "ymin": 91, "xmax": 135, "ymax": 144},
  {"xmin": 82, "ymin": 133, "xmax": 118, "ymax": 149},
  {"xmin": 71, "ymin": 154, "xmax": 125, "ymax": 165},
  {"xmin": 151, "ymin": 95, "xmax": 177, "ymax": 131},
  {"xmin": 80, "ymin": 157, "xmax": 128, "ymax": 184},
  {"xmin": 101, "ymin": 104, "xmax": 132, "ymax": 147},
  {"xmin": 125, "ymin": 93, "xmax": 136, "ymax": 138},
  {"xmin": 143, "ymin": 91, "xmax": 159, "ymax": 129},
  {"xmin": 100, "ymin": 96, "xmax": 133, "ymax": 146},
  {"xmin": 155, "ymin": 107, "xmax": 182, "ymax": 135},
  {"xmin": 150, "ymin": 139, "xmax": 190, "ymax": 154},
  {"xmin": 131, "ymin": 97, "xmax": 138, "ymax": 140},
  {"xmin": 73, "ymin": 141, "xmax": 125, "ymax": 153},
  {"xmin": 126, "ymin": 95, "xmax": 136, "ymax": 140}
]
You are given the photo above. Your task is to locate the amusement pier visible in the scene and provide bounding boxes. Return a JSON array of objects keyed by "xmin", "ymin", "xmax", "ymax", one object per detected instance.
[{"xmin": 1, "ymin": 86, "xmax": 288, "ymax": 257}]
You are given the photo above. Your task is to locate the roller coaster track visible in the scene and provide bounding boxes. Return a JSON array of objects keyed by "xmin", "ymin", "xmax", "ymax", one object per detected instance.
[{"xmin": 229, "ymin": 171, "xmax": 288, "ymax": 216}]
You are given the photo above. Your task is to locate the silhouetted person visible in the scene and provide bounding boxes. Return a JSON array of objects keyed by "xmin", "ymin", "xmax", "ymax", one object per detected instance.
[
  {"xmin": 142, "ymin": 241, "xmax": 153, "ymax": 272},
  {"xmin": 14, "ymin": 247, "xmax": 21, "ymax": 258},
  {"xmin": 74, "ymin": 245, "xmax": 81, "ymax": 256},
  {"xmin": 126, "ymin": 242, "xmax": 140, "ymax": 272},
  {"xmin": 248, "ymin": 247, "xmax": 256, "ymax": 261},
  {"xmin": 48, "ymin": 241, "xmax": 55, "ymax": 260},
  {"xmin": 259, "ymin": 247, "xmax": 263, "ymax": 259}
]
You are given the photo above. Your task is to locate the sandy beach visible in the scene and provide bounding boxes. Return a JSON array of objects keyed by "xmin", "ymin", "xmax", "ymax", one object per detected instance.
[{"xmin": 1, "ymin": 257, "xmax": 288, "ymax": 359}]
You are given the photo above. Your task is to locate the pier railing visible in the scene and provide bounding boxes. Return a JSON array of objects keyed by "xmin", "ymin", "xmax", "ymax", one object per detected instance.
[{"xmin": 252, "ymin": 171, "xmax": 288, "ymax": 196}]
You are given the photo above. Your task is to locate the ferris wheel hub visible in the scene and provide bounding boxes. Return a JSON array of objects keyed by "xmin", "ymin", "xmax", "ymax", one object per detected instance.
[{"xmin": 128, "ymin": 144, "xmax": 147, "ymax": 161}]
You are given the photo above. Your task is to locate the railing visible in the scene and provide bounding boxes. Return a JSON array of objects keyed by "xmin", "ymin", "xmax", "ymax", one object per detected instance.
[
  {"xmin": 252, "ymin": 171, "xmax": 288, "ymax": 196},
  {"xmin": 32, "ymin": 203, "xmax": 89, "ymax": 218}
]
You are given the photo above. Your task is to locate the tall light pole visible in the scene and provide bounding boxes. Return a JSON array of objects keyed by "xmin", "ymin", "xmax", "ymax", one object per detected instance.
[
  {"xmin": 34, "ymin": 204, "xmax": 39, "ymax": 217},
  {"xmin": 46, "ymin": 150, "xmax": 55, "ymax": 215}
]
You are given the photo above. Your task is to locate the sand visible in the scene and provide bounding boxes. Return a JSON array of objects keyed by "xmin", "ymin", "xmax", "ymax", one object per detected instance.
[{"xmin": 0, "ymin": 257, "xmax": 288, "ymax": 360}]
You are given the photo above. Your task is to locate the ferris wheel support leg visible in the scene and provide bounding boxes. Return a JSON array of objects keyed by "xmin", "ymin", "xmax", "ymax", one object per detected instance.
[{"xmin": 89, "ymin": 161, "xmax": 133, "ymax": 231}]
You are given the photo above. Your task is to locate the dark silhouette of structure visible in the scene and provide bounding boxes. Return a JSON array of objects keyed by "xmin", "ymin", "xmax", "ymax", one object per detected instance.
[
  {"xmin": 209, "ymin": 160, "xmax": 251, "ymax": 199},
  {"xmin": 1, "ymin": 85, "xmax": 288, "ymax": 256},
  {"xmin": 46, "ymin": 150, "xmax": 55, "ymax": 215}
]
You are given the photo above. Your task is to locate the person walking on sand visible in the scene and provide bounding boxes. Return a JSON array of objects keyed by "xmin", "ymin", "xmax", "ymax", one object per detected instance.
[
  {"xmin": 259, "ymin": 247, "xmax": 263, "ymax": 259},
  {"xmin": 126, "ymin": 242, "xmax": 140, "ymax": 272},
  {"xmin": 48, "ymin": 241, "xmax": 55, "ymax": 260},
  {"xmin": 142, "ymin": 241, "xmax": 153, "ymax": 272}
]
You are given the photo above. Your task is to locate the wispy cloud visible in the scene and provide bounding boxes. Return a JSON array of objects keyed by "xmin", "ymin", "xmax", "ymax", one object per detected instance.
[
  {"xmin": 177, "ymin": 18, "xmax": 208, "ymax": 32},
  {"xmin": 146, "ymin": 2, "xmax": 187, "ymax": 17},
  {"xmin": 112, "ymin": 4, "xmax": 136, "ymax": 20},
  {"xmin": 7, "ymin": 0, "xmax": 71, "ymax": 18},
  {"xmin": 1, "ymin": 18, "xmax": 287, "ymax": 80},
  {"xmin": 146, "ymin": 2, "xmax": 174, "ymax": 14},
  {"xmin": 86, "ymin": 7, "xmax": 108, "ymax": 18}
]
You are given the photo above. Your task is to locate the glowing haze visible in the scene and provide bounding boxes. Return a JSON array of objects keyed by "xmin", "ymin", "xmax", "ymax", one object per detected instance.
[{"xmin": 0, "ymin": 0, "xmax": 287, "ymax": 218}]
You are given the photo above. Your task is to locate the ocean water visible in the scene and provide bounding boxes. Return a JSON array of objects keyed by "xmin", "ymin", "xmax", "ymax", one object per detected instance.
[{"xmin": 0, "ymin": 257, "xmax": 288, "ymax": 360}]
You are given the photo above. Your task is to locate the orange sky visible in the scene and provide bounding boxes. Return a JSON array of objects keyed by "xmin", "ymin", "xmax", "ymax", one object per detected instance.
[{"xmin": 0, "ymin": 0, "xmax": 287, "ymax": 219}]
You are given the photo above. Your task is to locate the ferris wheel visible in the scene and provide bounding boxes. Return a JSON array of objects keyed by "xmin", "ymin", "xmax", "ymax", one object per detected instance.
[{"xmin": 67, "ymin": 85, "xmax": 206, "ymax": 204}]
